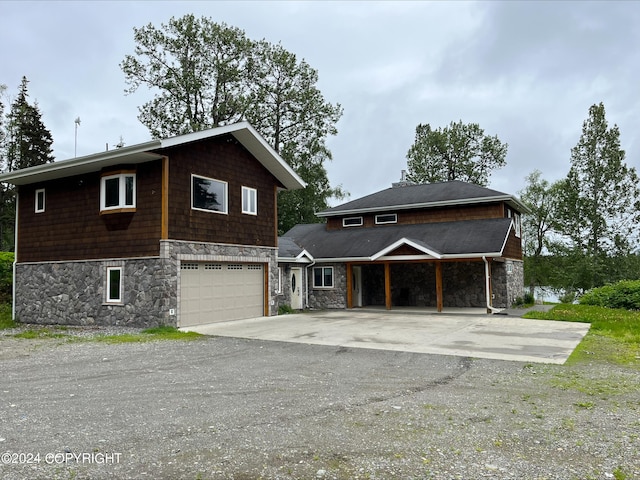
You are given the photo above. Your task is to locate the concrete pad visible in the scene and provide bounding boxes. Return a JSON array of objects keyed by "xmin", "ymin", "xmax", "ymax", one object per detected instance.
[{"xmin": 181, "ymin": 309, "xmax": 590, "ymax": 364}]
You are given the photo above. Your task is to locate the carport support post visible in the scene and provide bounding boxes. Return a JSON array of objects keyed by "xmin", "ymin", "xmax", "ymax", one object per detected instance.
[
  {"xmin": 435, "ymin": 261, "xmax": 443, "ymax": 312},
  {"xmin": 384, "ymin": 262, "xmax": 392, "ymax": 310}
]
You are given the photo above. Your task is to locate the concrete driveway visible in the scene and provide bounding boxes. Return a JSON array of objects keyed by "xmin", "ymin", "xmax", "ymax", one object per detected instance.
[{"xmin": 181, "ymin": 308, "xmax": 590, "ymax": 364}]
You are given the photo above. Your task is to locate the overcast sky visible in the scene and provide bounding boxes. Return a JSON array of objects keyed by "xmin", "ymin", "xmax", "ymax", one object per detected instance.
[{"xmin": 2, "ymin": 1, "xmax": 639, "ymax": 203}]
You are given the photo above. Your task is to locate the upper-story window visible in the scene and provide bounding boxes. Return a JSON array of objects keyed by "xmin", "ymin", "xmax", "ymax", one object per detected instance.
[
  {"xmin": 35, "ymin": 189, "xmax": 45, "ymax": 213},
  {"xmin": 375, "ymin": 213, "xmax": 397, "ymax": 224},
  {"xmin": 100, "ymin": 172, "xmax": 136, "ymax": 212},
  {"xmin": 192, "ymin": 174, "xmax": 228, "ymax": 214},
  {"xmin": 242, "ymin": 186, "xmax": 257, "ymax": 215},
  {"xmin": 343, "ymin": 217, "xmax": 363, "ymax": 227}
]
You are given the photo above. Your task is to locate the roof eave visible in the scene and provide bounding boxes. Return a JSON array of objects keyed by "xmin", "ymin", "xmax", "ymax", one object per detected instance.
[
  {"xmin": 0, "ymin": 141, "xmax": 163, "ymax": 186},
  {"xmin": 317, "ymin": 194, "xmax": 530, "ymax": 217}
]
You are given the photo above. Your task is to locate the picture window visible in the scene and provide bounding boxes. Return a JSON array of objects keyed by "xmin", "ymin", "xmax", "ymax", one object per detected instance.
[{"xmin": 192, "ymin": 175, "xmax": 228, "ymax": 214}]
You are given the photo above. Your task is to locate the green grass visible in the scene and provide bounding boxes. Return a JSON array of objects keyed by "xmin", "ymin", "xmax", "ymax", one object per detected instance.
[
  {"xmin": 0, "ymin": 303, "xmax": 16, "ymax": 329},
  {"xmin": 87, "ymin": 326, "xmax": 203, "ymax": 344},
  {"xmin": 524, "ymin": 304, "xmax": 640, "ymax": 366}
]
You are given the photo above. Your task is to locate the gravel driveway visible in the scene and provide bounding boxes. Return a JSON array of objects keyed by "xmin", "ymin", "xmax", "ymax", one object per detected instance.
[{"xmin": 0, "ymin": 332, "xmax": 638, "ymax": 480}]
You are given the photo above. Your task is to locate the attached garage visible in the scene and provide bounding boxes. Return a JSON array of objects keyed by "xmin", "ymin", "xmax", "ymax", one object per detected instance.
[{"xmin": 179, "ymin": 262, "xmax": 265, "ymax": 327}]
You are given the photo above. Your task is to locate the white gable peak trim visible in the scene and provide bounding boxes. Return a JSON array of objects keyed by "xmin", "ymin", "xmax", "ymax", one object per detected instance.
[{"xmin": 371, "ymin": 238, "xmax": 442, "ymax": 261}]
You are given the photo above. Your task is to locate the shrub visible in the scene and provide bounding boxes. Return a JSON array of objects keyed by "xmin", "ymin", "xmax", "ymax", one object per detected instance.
[
  {"xmin": 278, "ymin": 304, "xmax": 294, "ymax": 315},
  {"xmin": 580, "ymin": 280, "xmax": 640, "ymax": 310},
  {"xmin": 0, "ymin": 252, "xmax": 14, "ymax": 304}
]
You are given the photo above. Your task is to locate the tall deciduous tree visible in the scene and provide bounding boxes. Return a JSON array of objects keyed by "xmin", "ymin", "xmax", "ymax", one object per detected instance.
[
  {"xmin": 120, "ymin": 15, "xmax": 344, "ymax": 233},
  {"xmin": 518, "ymin": 170, "xmax": 563, "ymax": 292},
  {"xmin": 555, "ymin": 102, "xmax": 640, "ymax": 291},
  {"xmin": 406, "ymin": 120, "xmax": 507, "ymax": 186}
]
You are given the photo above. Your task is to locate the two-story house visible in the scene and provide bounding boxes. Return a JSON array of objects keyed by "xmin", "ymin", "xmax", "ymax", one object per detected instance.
[
  {"xmin": 278, "ymin": 177, "xmax": 528, "ymax": 313},
  {"xmin": 0, "ymin": 122, "xmax": 305, "ymax": 328}
]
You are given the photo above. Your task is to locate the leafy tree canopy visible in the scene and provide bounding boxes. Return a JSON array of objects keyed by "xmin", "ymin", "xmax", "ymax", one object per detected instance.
[
  {"xmin": 121, "ymin": 15, "xmax": 344, "ymax": 233},
  {"xmin": 406, "ymin": 120, "xmax": 507, "ymax": 186}
]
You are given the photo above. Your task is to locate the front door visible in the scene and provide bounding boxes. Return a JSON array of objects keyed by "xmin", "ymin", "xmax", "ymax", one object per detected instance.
[
  {"xmin": 290, "ymin": 267, "xmax": 303, "ymax": 310},
  {"xmin": 352, "ymin": 266, "xmax": 362, "ymax": 307}
]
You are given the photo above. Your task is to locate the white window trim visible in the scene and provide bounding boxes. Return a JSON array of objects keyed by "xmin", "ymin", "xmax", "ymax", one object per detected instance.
[
  {"xmin": 375, "ymin": 213, "xmax": 397, "ymax": 224},
  {"xmin": 276, "ymin": 267, "xmax": 283, "ymax": 294},
  {"xmin": 100, "ymin": 173, "xmax": 136, "ymax": 212},
  {"xmin": 191, "ymin": 174, "xmax": 228, "ymax": 214},
  {"xmin": 106, "ymin": 266, "xmax": 123, "ymax": 304},
  {"xmin": 35, "ymin": 188, "xmax": 45, "ymax": 213},
  {"xmin": 343, "ymin": 217, "xmax": 363, "ymax": 227},
  {"xmin": 313, "ymin": 266, "xmax": 334, "ymax": 289},
  {"xmin": 242, "ymin": 186, "xmax": 257, "ymax": 215}
]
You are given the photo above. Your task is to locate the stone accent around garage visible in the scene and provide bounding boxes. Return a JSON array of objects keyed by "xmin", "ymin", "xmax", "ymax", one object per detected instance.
[
  {"xmin": 14, "ymin": 240, "xmax": 279, "ymax": 327},
  {"xmin": 15, "ymin": 257, "xmax": 176, "ymax": 327}
]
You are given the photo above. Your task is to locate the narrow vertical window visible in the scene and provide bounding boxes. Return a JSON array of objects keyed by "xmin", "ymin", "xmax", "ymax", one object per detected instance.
[
  {"xmin": 242, "ymin": 186, "xmax": 257, "ymax": 215},
  {"xmin": 106, "ymin": 267, "xmax": 122, "ymax": 303},
  {"xmin": 35, "ymin": 189, "xmax": 45, "ymax": 213}
]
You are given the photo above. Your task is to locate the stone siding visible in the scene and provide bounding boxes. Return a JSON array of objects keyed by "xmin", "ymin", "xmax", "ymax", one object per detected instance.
[
  {"xmin": 308, "ymin": 263, "xmax": 347, "ymax": 309},
  {"xmin": 15, "ymin": 257, "xmax": 176, "ymax": 327},
  {"xmin": 14, "ymin": 240, "xmax": 278, "ymax": 327},
  {"xmin": 492, "ymin": 259, "xmax": 524, "ymax": 308}
]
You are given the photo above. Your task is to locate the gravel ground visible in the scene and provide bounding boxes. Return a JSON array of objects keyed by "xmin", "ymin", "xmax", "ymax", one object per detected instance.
[{"xmin": 0, "ymin": 325, "xmax": 638, "ymax": 480}]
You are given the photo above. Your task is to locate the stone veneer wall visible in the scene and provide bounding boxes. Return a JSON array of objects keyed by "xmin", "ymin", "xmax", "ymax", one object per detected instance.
[
  {"xmin": 492, "ymin": 259, "xmax": 524, "ymax": 308},
  {"xmin": 308, "ymin": 263, "xmax": 347, "ymax": 309},
  {"xmin": 15, "ymin": 257, "xmax": 176, "ymax": 327},
  {"xmin": 303, "ymin": 260, "xmax": 525, "ymax": 310},
  {"xmin": 14, "ymin": 240, "xmax": 278, "ymax": 327}
]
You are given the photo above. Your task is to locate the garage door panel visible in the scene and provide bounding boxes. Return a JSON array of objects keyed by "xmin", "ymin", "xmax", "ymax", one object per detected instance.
[{"xmin": 180, "ymin": 262, "xmax": 264, "ymax": 327}]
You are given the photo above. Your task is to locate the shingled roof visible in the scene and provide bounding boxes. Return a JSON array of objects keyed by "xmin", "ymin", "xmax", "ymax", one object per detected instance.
[
  {"xmin": 317, "ymin": 181, "xmax": 529, "ymax": 217},
  {"xmin": 280, "ymin": 218, "xmax": 514, "ymax": 261}
]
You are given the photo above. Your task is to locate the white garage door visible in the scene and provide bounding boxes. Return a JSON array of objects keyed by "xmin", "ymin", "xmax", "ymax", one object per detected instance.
[{"xmin": 180, "ymin": 262, "xmax": 264, "ymax": 327}]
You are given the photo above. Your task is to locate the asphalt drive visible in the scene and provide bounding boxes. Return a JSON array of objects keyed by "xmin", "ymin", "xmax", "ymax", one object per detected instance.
[
  {"xmin": 1, "ymin": 335, "xmax": 638, "ymax": 480},
  {"xmin": 182, "ymin": 308, "xmax": 591, "ymax": 364}
]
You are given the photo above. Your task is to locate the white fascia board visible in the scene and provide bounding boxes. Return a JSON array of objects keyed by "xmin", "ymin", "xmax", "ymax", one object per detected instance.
[
  {"xmin": 371, "ymin": 238, "xmax": 442, "ymax": 261},
  {"xmin": 0, "ymin": 141, "xmax": 162, "ymax": 186},
  {"xmin": 317, "ymin": 195, "xmax": 530, "ymax": 217},
  {"xmin": 161, "ymin": 122, "xmax": 305, "ymax": 191},
  {"xmin": 277, "ymin": 249, "xmax": 314, "ymax": 264},
  {"xmin": 498, "ymin": 220, "xmax": 515, "ymax": 255}
]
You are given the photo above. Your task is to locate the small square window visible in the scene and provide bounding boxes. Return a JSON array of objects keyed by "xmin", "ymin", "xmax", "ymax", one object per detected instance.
[
  {"xmin": 106, "ymin": 267, "xmax": 122, "ymax": 303},
  {"xmin": 192, "ymin": 175, "xmax": 228, "ymax": 214},
  {"xmin": 35, "ymin": 189, "xmax": 45, "ymax": 213},
  {"xmin": 343, "ymin": 217, "xmax": 363, "ymax": 227},
  {"xmin": 101, "ymin": 173, "xmax": 136, "ymax": 212},
  {"xmin": 313, "ymin": 266, "xmax": 334, "ymax": 288},
  {"xmin": 242, "ymin": 186, "xmax": 257, "ymax": 215}
]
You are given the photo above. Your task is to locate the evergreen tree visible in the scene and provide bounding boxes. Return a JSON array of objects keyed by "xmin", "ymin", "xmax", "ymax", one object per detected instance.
[
  {"xmin": 0, "ymin": 77, "xmax": 55, "ymax": 250},
  {"xmin": 5, "ymin": 76, "xmax": 54, "ymax": 171},
  {"xmin": 555, "ymin": 102, "xmax": 640, "ymax": 291}
]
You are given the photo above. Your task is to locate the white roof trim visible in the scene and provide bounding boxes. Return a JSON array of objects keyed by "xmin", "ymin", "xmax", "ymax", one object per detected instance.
[
  {"xmin": 371, "ymin": 238, "xmax": 442, "ymax": 261},
  {"xmin": 317, "ymin": 195, "xmax": 530, "ymax": 217},
  {"xmin": 311, "ymin": 252, "xmax": 503, "ymax": 263},
  {"xmin": 0, "ymin": 122, "xmax": 306, "ymax": 190},
  {"xmin": 278, "ymin": 249, "xmax": 314, "ymax": 263}
]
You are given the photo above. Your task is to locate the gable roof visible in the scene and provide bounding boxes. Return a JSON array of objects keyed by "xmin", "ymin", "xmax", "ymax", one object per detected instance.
[
  {"xmin": 317, "ymin": 180, "xmax": 529, "ymax": 217},
  {"xmin": 0, "ymin": 122, "xmax": 306, "ymax": 190},
  {"xmin": 280, "ymin": 217, "xmax": 514, "ymax": 261}
]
